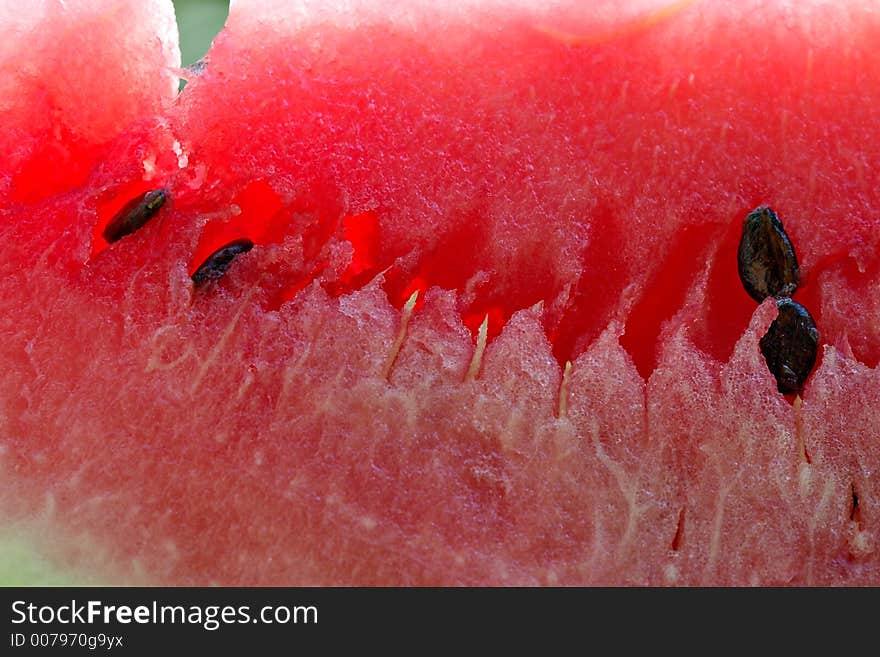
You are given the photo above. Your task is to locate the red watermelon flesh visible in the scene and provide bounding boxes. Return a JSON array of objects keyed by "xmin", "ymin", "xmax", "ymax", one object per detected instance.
[
  {"xmin": 0, "ymin": 0, "xmax": 878, "ymax": 585},
  {"xmin": 0, "ymin": 0, "xmax": 180, "ymax": 206}
]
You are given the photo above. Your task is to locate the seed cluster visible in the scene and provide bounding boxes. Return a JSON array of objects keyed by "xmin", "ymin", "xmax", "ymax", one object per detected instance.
[
  {"xmin": 103, "ymin": 192, "xmax": 821, "ymax": 393},
  {"xmin": 737, "ymin": 206, "xmax": 818, "ymax": 395},
  {"xmin": 101, "ymin": 189, "xmax": 254, "ymax": 290}
]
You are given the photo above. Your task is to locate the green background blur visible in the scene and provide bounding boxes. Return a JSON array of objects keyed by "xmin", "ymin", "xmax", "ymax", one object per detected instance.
[
  {"xmin": 174, "ymin": 0, "xmax": 230, "ymax": 66},
  {"xmin": 0, "ymin": 0, "xmax": 230, "ymax": 587}
]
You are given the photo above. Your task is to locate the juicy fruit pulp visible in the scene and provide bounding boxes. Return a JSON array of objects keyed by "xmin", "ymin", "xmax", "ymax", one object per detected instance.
[{"xmin": 1, "ymin": 0, "xmax": 879, "ymax": 585}]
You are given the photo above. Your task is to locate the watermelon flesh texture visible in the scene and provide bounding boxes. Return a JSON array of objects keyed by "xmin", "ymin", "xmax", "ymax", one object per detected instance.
[
  {"xmin": 1, "ymin": 0, "xmax": 879, "ymax": 585},
  {"xmin": 0, "ymin": 0, "xmax": 180, "ymax": 205}
]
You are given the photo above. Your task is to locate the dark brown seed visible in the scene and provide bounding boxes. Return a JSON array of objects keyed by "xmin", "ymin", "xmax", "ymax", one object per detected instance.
[
  {"xmin": 759, "ymin": 298, "xmax": 819, "ymax": 395},
  {"xmin": 191, "ymin": 238, "xmax": 255, "ymax": 288},
  {"xmin": 737, "ymin": 206, "xmax": 799, "ymax": 302},
  {"xmin": 102, "ymin": 189, "xmax": 167, "ymax": 243}
]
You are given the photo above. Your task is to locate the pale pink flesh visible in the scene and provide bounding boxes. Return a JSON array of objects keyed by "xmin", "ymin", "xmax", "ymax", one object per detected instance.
[{"xmin": 0, "ymin": 0, "xmax": 877, "ymax": 584}]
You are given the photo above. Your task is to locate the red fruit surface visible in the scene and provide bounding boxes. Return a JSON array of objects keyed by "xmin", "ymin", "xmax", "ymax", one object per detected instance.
[
  {"xmin": 0, "ymin": 0, "xmax": 179, "ymax": 205},
  {"xmin": 0, "ymin": 0, "xmax": 878, "ymax": 585}
]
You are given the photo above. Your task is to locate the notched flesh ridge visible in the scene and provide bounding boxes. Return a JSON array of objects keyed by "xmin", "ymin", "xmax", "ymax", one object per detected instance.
[
  {"xmin": 556, "ymin": 360, "xmax": 572, "ymax": 419},
  {"xmin": 793, "ymin": 396, "xmax": 811, "ymax": 464},
  {"xmin": 93, "ymin": 180, "xmax": 859, "ymax": 406},
  {"xmin": 382, "ymin": 289, "xmax": 419, "ymax": 381},
  {"xmin": 464, "ymin": 314, "xmax": 489, "ymax": 383},
  {"xmin": 846, "ymin": 481, "xmax": 873, "ymax": 562},
  {"xmin": 850, "ymin": 482, "xmax": 862, "ymax": 527},
  {"xmin": 670, "ymin": 506, "xmax": 686, "ymax": 552}
]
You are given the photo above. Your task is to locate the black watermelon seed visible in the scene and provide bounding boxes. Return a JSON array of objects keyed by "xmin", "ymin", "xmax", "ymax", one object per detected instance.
[
  {"xmin": 191, "ymin": 238, "xmax": 255, "ymax": 288},
  {"xmin": 102, "ymin": 189, "xmax": 167, "ymax": 243},
  {"xmin": 737, "ymin": 206, "xmax": 799, "ymax": 302},
  {"xmin": 759, "ymin": 298, "xmax": 819, "ymax": 395}
]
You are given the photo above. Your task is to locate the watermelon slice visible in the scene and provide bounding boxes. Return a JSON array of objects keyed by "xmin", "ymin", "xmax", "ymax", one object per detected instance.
[{"xmin": 1, "ymin": 0, "xmax": 878, "ymax": 585}]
